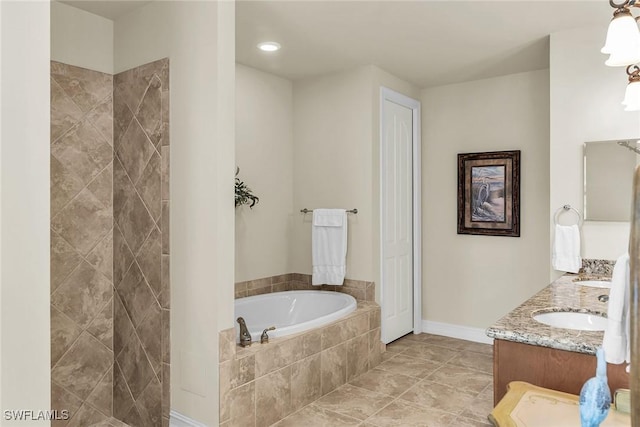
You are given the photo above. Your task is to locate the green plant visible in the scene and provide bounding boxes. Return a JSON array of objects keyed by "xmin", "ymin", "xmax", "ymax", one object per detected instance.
[{"xmin": 235, "ymin": 167, "xmax": 259, "ymax": 208}]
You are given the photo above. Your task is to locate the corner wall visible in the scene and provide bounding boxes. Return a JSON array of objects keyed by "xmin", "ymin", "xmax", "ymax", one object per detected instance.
[
  {"xmin": 550, "ymin": 25, "xmax": 640, "ymax": 266},
  {"xmin": 235, "ymin": 64, "xmax": 293, "ymax": 283},
  {"xmin": 0, "ymin": 1, "xmax": 51, "ymax": 422},
  {"xmin": 114, "ymin": 2, "xmax": 235, "ymax": 424},
  {"xmin": 51, "ymin": 1, "xmax": 113, "ymax": 75},
  {"xmin": 421, "ymin": 70, "xmax": 551, "ymax": 329}
]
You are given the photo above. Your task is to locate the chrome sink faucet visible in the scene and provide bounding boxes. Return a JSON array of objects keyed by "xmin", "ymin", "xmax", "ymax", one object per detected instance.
[{"xmin": 237, "ymin": 317, "xmax": 252, "ymax": 347}]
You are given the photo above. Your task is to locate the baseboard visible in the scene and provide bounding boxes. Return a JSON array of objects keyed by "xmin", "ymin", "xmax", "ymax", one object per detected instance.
[
  {"xmin": 170, "ymin": 410, "xmax": 208, "ymax": 427},
  {"xmin": 421, "ymin": 320, "xmax": 493, "ymax": 345}
]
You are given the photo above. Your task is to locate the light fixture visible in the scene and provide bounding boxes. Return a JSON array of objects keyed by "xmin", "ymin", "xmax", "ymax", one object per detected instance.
[
  {"xmin": 257, "ymin": 42, "xmax": 281, "ymax": 52},
  {"xmin": 602, "ymin": 0, "xmax": 640, "ymax": 111},
  {"xmin": 623, "ymin": 65, "xmax": 640, "ymax": 110},
  {"xmin": 602, "ymin": 3, "xmax": 640, "ymax": 66}
]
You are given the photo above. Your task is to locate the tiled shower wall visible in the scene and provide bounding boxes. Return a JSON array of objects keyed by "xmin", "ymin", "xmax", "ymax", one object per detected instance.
[
  {"xmin": 113, "ymin": 59, "xmax": 170, "ymax": 427},
  {"xmin": 50, "ymin": 61, "xmax": 115, "ymax": 425},
  {"xmin": 50, "ymin": 59, "xmax": 170, "ymax": 427}
]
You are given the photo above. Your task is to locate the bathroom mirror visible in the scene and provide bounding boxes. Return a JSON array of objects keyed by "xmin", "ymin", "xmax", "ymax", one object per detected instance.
[{"xmin": 584, "ymin": 139, "xmax": 639, "ymax": 222}]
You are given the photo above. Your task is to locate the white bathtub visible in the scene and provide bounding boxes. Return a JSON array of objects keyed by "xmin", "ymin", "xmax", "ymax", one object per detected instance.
[{"xmin": 234, "ymin": 291, "xmax": 357, "ymax": 342}]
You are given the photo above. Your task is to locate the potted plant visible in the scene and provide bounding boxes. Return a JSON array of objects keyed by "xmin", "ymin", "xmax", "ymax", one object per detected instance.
[{"xmin": 235, "ymin": 167, "xmax": 259, "ymax": 208}]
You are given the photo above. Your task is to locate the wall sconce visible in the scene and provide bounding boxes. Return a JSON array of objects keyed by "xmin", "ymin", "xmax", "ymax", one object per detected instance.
[{"xmin": 603, "ymin": 0, "xmax": 640, "ymax": 110}]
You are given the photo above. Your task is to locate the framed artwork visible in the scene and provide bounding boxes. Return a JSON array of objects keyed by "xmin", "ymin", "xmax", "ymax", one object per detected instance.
[{"xmin": 457, "ymin": 150, "xmax": 520, "ymax": 237}]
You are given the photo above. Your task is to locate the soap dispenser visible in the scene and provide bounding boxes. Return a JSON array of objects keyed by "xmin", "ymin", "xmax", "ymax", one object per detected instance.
[{"xmin": 579, "ymin": 347, "xmax": 612, "ymax": 427}]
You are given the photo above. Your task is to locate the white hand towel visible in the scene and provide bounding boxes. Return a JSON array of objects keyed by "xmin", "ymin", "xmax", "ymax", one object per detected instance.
[
  {"xmin": 603, "ymin": 253, "xmax": 630, "ymax": 365},
  {"xmin": 552, "ymin": 224, "xmax": 582, "ymax": 273},
  {"xmin": 312, "ymin": 209, "xmax": 347, "ymax": 286}
]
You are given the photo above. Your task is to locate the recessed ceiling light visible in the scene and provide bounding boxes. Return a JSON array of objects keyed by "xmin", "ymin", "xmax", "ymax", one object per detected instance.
[{"xmin": 257, "ymin": 42, "xmax": 281, "ymax": 52}]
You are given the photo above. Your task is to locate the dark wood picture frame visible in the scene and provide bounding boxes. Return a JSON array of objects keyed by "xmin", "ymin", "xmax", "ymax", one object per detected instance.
[{"xmin": 457, "ymin": 150, "xmax": 520, "ymax": 237}]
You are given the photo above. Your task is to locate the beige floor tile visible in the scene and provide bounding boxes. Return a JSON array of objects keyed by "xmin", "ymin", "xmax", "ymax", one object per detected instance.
[
  {"xmin": 402, "ymin": 343, "xmax": 459, "ymax": 364},
  {"xmin": 273, "ymin": 404, "xmax": 361, "ymax": 427},
  {"xmin": 350, "ymin": 368, "xmax": 420, "ymax": 397},
  {"xmin": 426, "ymin": 365, "xmax": 492, "ymax": 394},
  {"xmin": 398, "ymin": 380, "xmax": 477, "ymax": 415},
  {"xmin": 381, "ymin": 351, "xmax": 397, "ymax": 362},
  {"xmin": 454, "ymin": 416, "xmax": 494, "ymax": 427},
  {"xmin": 385, "ymin": 339, "xmax": 414, "ymax": 353},
  {"xmin": 314, "ymin": 384, "xmax": 393, "ymax": 421},
  {"xmin": 377, "ymin": 354, "xmax": 442, "ymax": 379},
  {"xmin": 422, "ymin": 334, "xmax": 468, "ymax": 350},
  {"xmin": 365, "ymin": 399, "xmax": 457, "ymax": 427},
  {"xmin": 447, "ymin": 351, "xmax": 493, "ymax": 374},
  {"xmin": 458, "ymin": 341, "xmax": 493, "ymax": 356},
  {"xmin": 460, "ymin": 386, "xmax": 494, "ymax": 422}
]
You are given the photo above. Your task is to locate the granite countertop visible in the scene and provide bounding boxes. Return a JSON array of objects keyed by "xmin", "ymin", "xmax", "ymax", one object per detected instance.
[{"xmin": 486, "ymin": 274, "xmax": 612, "ymax": 355}]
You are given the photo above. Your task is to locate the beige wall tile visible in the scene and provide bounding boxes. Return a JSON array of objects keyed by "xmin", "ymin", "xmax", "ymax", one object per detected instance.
[
  {"xmin": 321, "ymin": 343, "xmax": 346, "ymax": 395},
  {"xmin": 50, "ymin": 306, "xmax": 82, "ymax": 367},
  {"xmin": 291, "ymin": 354, "xmax": 321, "ymax": 411},
  {"xmin": 51, "ymin": 382, "xmax": 83, "ymax": 427},
  {"xmin": 51, "ymin": 261, "xmax": 112, "ymax": 329},
  {"xmin": 85, "ymin": 367, "xmax": 113, "ymax": 417},
  {"xmin": 219, "ymin": 328, "xmax": 236, "ymax": 364},
  {"xmin": 255, "ymin": 367, "xmax": 292, "ymax": 427},
  {"xmin": 346, "ymin": 334, "xmax": 369, "ymax": 381},
  {"xmin": 136, "ymin": 227, "xmax": 162, "ymax": 298},
  {"xmin": 229, "ymin": 381, "xmax": 255, "ymax": 426},
  {"xmin": 231, "ymin": 354, "xmax": 256, "ymax": 388},
  {"xmin": 51, "ymin": 332, "xmax": 113, "ymax": 400}
]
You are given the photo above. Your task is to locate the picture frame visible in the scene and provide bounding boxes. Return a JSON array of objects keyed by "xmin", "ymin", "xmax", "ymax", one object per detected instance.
[{"xmin": 457, "ymin": 150, "xmax": 520, "ymax": 237}]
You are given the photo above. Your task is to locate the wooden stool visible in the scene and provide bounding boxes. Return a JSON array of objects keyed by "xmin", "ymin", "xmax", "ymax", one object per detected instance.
[{"xmin": 489, "ymin": 381, "xmax": 631, "ymax": 427}]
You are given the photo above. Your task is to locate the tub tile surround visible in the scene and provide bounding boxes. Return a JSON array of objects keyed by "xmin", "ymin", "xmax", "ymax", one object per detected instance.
[
  {"xmin": 219, "ymin": 302, "xmax": 384, "ymax": 426},
  {"xmin": 50, "ymin": 59, "xmax": 169, "ymax": 427},
  {"xmin": 235, "ymin": 273, "xmax": 375, "ymax": 301}
]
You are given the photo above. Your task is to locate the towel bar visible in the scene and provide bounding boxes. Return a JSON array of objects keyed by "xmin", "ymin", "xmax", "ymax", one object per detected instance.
[
  {"xmin": 300, "ymin": 208, "xmax": 358, "ymax": 214},
  {"xmin": 554, "ymin": 204, "xmax": 582, "ymax": 226}
]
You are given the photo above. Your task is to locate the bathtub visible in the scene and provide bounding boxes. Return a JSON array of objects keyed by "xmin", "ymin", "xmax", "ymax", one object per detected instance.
[{"xmin": 234, "ymin": 291, "xmax": 357, "ymax": 342}]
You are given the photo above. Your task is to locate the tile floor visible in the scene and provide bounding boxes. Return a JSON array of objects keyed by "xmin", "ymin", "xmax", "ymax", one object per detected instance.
[{"xmin": 272, "ymin": 333, "xmax": 494, "ymax": 427}]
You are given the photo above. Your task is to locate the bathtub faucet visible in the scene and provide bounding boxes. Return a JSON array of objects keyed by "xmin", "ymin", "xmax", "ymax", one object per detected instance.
[
  {"xmin": 236, "ymin": 317, "xmax": 252, "ymax": 347},
  {"xmin": 261, "ymin": 326, "xmax": 276, "ymax": 344}
]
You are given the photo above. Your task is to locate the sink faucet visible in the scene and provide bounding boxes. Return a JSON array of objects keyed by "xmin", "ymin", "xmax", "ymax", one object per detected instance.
[{"xmin": 236, "ymin": 317, "xmax": 252, "ymax": 347}]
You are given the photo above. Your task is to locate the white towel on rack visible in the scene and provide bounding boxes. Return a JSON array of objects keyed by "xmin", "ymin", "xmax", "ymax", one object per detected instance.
[
  {"xmin": 312, "ymin": 209, "xmax": 347, "ymax": 286},
  {"xmin": 603, "ymin": 253, "xmax": 630, "ymax": 365},
  {"xmin": 551, "ymin": 224, "xmax": 581, "ymax": 273}
]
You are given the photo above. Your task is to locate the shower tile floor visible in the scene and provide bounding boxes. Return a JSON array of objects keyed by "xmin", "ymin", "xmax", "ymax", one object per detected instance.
[{"xmin": 273, "ymin": 333, "xmax": 494, "ymax": 427}]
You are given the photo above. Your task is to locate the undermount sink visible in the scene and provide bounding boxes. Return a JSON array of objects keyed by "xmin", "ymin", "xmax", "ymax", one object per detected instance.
[
  {"xmin": 573, "ymin": 279, "xmax": 611, "ymax": 288},
  {"xmin": 533, "ymin": 311, "xmax": 607, "ymax": 331}
]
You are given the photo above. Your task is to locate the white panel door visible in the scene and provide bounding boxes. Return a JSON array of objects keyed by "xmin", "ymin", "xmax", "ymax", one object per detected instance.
[{"xmin": 382, "ymin": 98, "xmax": 414, "ymax": 343}]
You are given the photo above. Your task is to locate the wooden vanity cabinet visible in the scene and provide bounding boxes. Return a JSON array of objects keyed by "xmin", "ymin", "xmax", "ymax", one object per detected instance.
[{"xmin": 493, "ymin": 339, "xmax": 630, "ymax": 405}]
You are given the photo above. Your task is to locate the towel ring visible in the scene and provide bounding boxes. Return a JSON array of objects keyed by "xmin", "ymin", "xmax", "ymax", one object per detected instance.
[{"xmin": 554, "ymin": 204, "xmax": 583, "ymax": 226}]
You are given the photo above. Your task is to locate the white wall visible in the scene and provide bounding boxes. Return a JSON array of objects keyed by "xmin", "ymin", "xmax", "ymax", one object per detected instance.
[
  {"xmin": 115, "ymin": 2, "xmax": 235, "ymax": 424},
  {"xmin": 421, "ymin": 70, "xmax": 550, "ymax": 329},
  {"xmin": 51, "ymin": 1, "xmax": 113, "ymax": 74},
  {"xmin": 292, "ymin": 66, "xmax": 374, "ymax": 280},
  {"xmin": 235, "ymin": 64, "xmax": 293, "ymax": 282},
  {"xmin": 0, "ymin": 1, "xmax": 51, "ymax": 423},
  {"xmin": 290, "ymin": 65, "xmax": 419, "ymax": 291},
  {"xmin": 550, "ymin": 25, "xmax": 639, "ymax": 266}
]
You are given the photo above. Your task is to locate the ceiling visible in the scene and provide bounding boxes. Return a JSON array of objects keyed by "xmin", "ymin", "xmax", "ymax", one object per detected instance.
[
  {"xmin": 59, "ymin": 0, "xmax": 152, "ymax": 20},
  {"xmin": 236, "ymin": 0, "xmax": 611, "ymax": 87},
  {"xmin": 59, "ymin": 0, "xmax": 612, "ymax": 88}
]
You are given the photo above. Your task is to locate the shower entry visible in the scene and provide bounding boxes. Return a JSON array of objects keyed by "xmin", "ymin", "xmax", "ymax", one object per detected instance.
[{"xmin": 50, "ymin": 59, "xmax": 170, "ymax": 427}]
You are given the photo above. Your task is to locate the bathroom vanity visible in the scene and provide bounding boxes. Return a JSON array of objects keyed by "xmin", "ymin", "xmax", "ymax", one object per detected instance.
[{"xmin": 487, "ymin": 274, "xmax": 630, "ymax": 405}]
